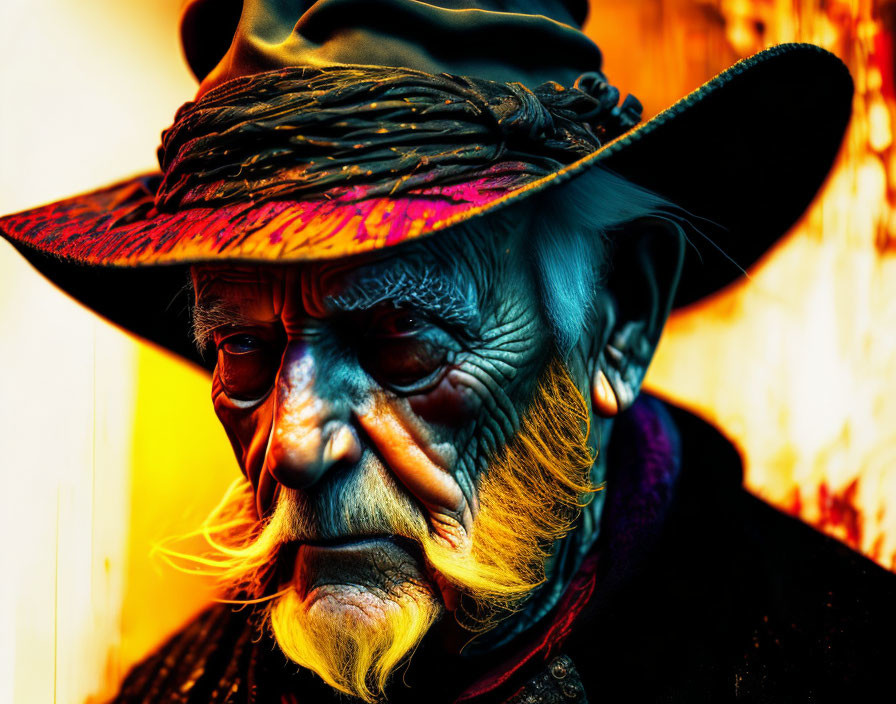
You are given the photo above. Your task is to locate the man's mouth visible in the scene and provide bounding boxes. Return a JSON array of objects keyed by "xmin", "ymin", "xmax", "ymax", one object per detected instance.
[
  {"xmin": 293, "ymin": 535, "xmax": 433, "ymax": 605},
  {"xmin": 299, "ymin": 534, "xmax": 420, "ymax": 554}
]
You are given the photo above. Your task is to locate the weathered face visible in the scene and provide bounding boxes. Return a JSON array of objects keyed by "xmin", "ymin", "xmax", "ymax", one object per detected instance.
[
  {"xmin": 190, "ymin": 225, "xmax": 599, "ymax": 697},
  {"xmin": 194, "ymin": 225, "xmax": 552, "ymax": 534}
]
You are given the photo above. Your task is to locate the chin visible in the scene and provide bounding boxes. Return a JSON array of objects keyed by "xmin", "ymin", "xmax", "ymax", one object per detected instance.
[{"xmin": 269, "ymin": 536, "xmax": 443, "ymax": 701}]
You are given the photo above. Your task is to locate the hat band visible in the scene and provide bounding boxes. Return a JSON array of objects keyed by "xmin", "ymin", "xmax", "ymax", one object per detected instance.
[{"xmin": 155, "ymin": 65, "xmax": 641, "ymax": 214}]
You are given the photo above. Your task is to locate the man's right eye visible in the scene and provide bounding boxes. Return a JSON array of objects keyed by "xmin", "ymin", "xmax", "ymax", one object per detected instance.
[{"xmin": 217, "ymin": 334, "xmax": 278, "ymax": 401}]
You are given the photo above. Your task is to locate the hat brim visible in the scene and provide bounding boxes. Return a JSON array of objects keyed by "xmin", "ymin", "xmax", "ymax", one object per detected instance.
[{"xmin": 1, "ymin": 43, "xmax": 853, "ymax": 368}]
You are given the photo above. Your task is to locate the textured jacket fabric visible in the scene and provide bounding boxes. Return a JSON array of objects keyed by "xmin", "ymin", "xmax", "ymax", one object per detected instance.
[{"xmin": 111, "ymin": 397, "xmax": 896, "ymax": 703}]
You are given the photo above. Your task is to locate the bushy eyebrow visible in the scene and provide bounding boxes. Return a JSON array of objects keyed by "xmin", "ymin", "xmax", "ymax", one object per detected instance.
[
  {"xmin": 190, "ymin": 266, "xmax": 479, "ymax": 351},
  {"xmin": 191, "ymin": 298, "xmax": 258, "ymax": 351},
  {"xmin": 328, "ymin": 266, "xmax": 479, "ymax": 328}
]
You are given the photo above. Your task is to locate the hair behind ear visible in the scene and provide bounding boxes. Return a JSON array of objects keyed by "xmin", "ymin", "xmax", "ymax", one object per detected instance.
[
  {"xmin": 526, "ymin": 167, "xmax": 687, "ymax": 356},
  {"xmin": 531, "ymin": 215, "xmax": 604, "ymax": 355}
]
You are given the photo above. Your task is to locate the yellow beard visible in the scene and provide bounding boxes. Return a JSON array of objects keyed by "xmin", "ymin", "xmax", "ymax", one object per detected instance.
[
  {"xmin": 270, "ymin": 582, "xmax": 441, "ymax": 702},
  {"xmin": 158, "ymin": 357, "xmax": 596, "ymax": 702}
]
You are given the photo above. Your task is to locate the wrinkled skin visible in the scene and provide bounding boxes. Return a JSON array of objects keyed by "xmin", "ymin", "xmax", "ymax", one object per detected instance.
[{"xmin": 191, "ymin": 219, "xmax": 680, "ymax": 639}]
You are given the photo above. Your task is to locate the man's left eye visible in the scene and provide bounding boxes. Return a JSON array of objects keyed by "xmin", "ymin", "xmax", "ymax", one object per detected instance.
[{"xmin": 359, "ymin": 311, "xmax": 455, "ymax": 392}]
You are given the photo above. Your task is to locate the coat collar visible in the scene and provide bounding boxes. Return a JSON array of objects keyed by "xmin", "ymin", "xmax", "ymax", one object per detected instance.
[{"xmin": 454, "ymin": 393, "xmax": 684, "ymax": 702}]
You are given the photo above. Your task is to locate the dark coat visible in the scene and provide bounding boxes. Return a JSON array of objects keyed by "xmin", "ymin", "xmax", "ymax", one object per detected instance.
[{"xmin": 111, "ymin": 399, "xmax": 896, "ymax": 703}]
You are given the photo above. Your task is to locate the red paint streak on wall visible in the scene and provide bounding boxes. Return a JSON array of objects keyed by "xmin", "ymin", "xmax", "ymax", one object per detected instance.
[{"xmin": 817, "ymin": 480, "xmax": 862, "ymax": 548}]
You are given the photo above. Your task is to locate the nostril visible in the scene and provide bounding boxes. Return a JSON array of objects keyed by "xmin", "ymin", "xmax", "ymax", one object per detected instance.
[
  {"xmin": 323, "ymin": 424, "xmax": 362, "ymax": 466},
  {"xmin": 267, "ymin": 421, "xmax": 360, "ymax": 489}
]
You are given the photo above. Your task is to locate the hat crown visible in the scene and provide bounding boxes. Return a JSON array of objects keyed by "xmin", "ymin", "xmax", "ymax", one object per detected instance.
[{"xmin": 182, "ymin": 0, "xmax": 602, "ymax": 96}]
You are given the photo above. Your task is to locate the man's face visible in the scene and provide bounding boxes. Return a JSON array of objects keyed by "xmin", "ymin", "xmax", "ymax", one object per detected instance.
[
  {"xmin": 190, "ymin": 226, "xmax": 596, "ymax": 699},
  {"xmin": 194, "ymin": 225, "xmax": 551, "ymax": 531}
]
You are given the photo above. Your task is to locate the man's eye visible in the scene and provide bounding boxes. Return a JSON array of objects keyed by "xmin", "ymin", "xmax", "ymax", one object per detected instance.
[
  {"xmin": 359, "ymin": 311, "xmax": 454, "ymax": 392},
  {"xmin": 217, "ymin": 334, "xmax": 278, "ymax": 401},
  {"xmin": 222, "ymin": 334, "xmax": 263, "ymax": 355},
  {"xmin": 375, "ymin": 312, "xmax": 424, "ymax": 336}
]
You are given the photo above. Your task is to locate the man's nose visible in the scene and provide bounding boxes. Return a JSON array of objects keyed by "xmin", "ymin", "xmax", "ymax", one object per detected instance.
[{"xmin": 265, "ymin": 343, "xmax": 362, "ymax": 488}]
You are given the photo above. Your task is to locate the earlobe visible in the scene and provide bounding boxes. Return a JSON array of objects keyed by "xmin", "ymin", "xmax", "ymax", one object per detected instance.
[{"xmin": 591, "ymin": 369, "xmax": 619, "ymax": 418}]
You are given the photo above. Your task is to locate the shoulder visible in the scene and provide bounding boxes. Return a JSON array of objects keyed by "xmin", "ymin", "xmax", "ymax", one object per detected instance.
[
  {"xmin": 575, "ymin": 398, "xmax": 896, "ymax": 702},
  {"xmin": 673, "ymin": 400, "xmax": 896, "ymax": 690},
  {"xmin": 723, "ymin": 485, "xmax": 896, "ymax": 696},
  {"xmin": 668, "ymin": 399, "xmax": 896, "ymax": 636}
]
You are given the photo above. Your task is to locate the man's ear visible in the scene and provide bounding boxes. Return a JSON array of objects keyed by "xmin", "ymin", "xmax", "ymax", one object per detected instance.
[{"xmin": 591, "ymin": 218, "xmax": 686, "ymax": 417}]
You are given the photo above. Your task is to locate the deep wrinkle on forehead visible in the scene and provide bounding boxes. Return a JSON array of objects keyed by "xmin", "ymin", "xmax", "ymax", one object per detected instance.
[
  {"xmin": 312, "ymin": 221, "xmax": 511, "ymax": 328},
  {"xmin": 192, "ymin": 249, "xmax": 483, "ymax": 341}
]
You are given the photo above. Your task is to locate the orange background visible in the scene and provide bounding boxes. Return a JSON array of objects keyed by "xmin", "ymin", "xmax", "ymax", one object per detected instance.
[{"xmin": 1, "ymin": 1, "xmax": 894, "ymax": 702}]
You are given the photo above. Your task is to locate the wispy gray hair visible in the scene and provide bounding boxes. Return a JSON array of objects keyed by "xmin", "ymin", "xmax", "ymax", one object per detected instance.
[{"xmin": 526, "ymin": 167, "xmax": 685, "ymax": 354}]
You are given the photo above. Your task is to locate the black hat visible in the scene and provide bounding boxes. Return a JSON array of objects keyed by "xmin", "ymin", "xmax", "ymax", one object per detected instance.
[{"xmin": 0, "ymin": 0, "xmax": 853, "ymax": 368}]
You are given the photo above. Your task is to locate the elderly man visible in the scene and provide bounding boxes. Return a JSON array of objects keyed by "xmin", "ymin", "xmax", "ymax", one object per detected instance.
[{"xmin": 3, "ymin": 0, "xmax": 895, "ymax": 702}]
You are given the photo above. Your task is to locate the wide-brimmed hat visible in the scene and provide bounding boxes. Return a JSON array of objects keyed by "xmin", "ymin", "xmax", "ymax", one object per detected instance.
[{"xmin": 0, "ymin": 0, "xmax": 853, "ymax": 369}]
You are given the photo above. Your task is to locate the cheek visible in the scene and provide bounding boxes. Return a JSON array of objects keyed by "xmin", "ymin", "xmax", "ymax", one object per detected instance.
[
  {"xmin": 358, "ymin": 392, "xmax": 476, "ymax": 543},
  {"xmin": 399, "ymin": 369, "xmax": 492, "ymax": 527},
  {"xmin": 407, "ymin": 368, "xmax": 492, "ymax": 493},
  {"xmin": 213, "ymin": 376, "xmax": 274, "ymax": 495},
  {"xmin": 407, "ymin": 368, "xmax": 483, "ymax": 426}
]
